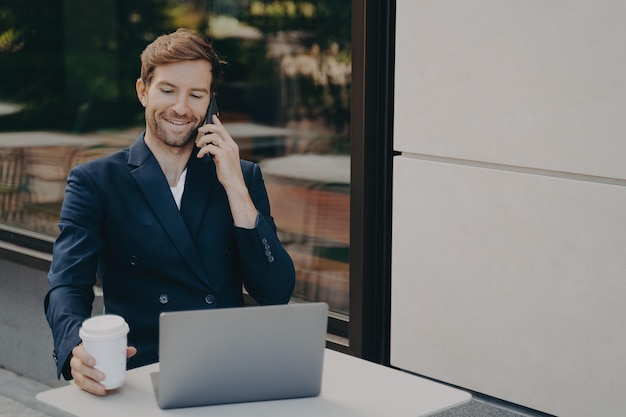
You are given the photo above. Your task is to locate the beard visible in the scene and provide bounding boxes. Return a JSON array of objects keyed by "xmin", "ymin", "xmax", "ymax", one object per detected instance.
[{"xmin": 146, "ymin": 110, "xmax": 202, "ymax": 148}]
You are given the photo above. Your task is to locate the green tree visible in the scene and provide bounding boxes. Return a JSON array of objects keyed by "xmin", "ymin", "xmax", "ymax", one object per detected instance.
[{"xmin": 0, "ymin": 0, "xmax": 175, "ymax": 132}]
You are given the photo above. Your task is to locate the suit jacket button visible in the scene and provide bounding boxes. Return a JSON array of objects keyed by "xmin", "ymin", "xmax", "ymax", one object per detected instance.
[
  {"xmin": 130, "ymin": 256, "xmax": 139, "ymax": 266},
  {"xmin": 159, "ymin": 294, "xmax": 169, "ymax": 304},
  {"xmin": 204, "ymin": 294, "xmax": 215, "ymax": 305}
]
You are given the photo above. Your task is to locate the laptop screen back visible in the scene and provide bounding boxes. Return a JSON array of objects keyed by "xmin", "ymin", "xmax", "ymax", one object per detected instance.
[{"xmin": 153, "ymin": 302, "xmax": 328, "ymax": 409}]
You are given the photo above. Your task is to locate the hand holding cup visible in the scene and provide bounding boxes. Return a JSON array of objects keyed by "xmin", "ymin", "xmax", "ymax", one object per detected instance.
[{"xmin": 77, "ymin": 315, "xmax": 131, "ymax": 393}]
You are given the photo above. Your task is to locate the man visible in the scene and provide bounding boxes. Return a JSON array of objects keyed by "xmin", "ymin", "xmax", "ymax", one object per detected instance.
[{"xmin": 44, "ymin": 28, "xmax": 296, "ymax": 396}]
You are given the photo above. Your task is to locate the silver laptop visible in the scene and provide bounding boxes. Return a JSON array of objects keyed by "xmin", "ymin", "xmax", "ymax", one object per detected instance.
[{"xmin": 151, "ymin": 302, "xmax": 328, "ymax": 409}]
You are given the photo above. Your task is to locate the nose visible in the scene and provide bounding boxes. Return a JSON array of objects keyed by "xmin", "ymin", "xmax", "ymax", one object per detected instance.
[{"xmin": 171, "ymin": 94, "xmax": 190, "ymax": 115}]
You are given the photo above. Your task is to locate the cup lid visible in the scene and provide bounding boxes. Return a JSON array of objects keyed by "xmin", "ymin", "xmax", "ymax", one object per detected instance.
[{"xmin": 79, "ymin": 315, "xmax": 129, "ymax": 339}]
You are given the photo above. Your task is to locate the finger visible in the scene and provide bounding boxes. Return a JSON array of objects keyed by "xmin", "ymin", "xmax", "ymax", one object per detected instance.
[
  {"xmin": 195, "ymin": 132, "xmax": 219, "ymax": 147},
  {"xmin": 197, "ymin": 123, "xmax": 212, "ymax": 134},
  {"xmin": 70, "ymin": 356, "xmax": 106, "ymax": 396},
  {"xmin": 199, "ymin": 117, "xmax": 226, "ymax": 136},
  {"xmin": 72, "ymin": 344, "xmax": 95, "ymax": 367},
  {"xmin": 211, "ymin": 114, "xmax": 222, "ymax": 126},
  {"xmin": 196, "ymin": 141, "xmax": 217, "ymax": 159},
  {"xmin": 127, "ymin": 346, "xmax": 137, "ymax": 358},
  {"xmin": 70, "ymin": 354, "xmax": 105, "ymax": 382},
  {"xmin": 205, "ymin": 134, "xmax": 223, "ymax": 147},
  {"xmin": 198, "ymin": 114, "xmax": 221, "ymax": 133},
  {"xmin": 73, "ymin": 373, "xmax": 107, "ymax": 396},
  {"xmin": 210, "ymin": 118, "xmax": 235, "ymax": 145}
]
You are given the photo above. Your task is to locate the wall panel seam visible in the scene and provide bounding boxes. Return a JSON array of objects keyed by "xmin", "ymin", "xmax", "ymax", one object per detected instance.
[{"xmin": 396, "ymin": 152, "xmax": 626, "ymax": 187}]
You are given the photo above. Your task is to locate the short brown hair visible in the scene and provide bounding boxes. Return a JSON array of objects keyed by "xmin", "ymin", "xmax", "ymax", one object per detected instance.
[{"xmin": 140, "ymin": 28, "xmax": 223, "ymax": 92}]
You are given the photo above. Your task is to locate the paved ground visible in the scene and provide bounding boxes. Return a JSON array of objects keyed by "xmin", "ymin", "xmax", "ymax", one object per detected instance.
[{"xmin": 0, "ymin": 367, "xmax": 66, "ymax": 417}]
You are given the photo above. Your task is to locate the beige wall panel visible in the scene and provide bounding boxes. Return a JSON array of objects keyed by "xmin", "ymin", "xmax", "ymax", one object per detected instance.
[
  {"xmin": 394, "ymin": 0, "xmax": 626, "ymax": 180},
  {"xmin": 390, "ymin": 156, "xmax": 626, "ymax": 417}
]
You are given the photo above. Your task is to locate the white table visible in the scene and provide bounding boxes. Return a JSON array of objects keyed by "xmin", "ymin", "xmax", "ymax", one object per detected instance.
[{"xmin": 37, "ymin": 349, "xmax": 471, "ymax": 417}]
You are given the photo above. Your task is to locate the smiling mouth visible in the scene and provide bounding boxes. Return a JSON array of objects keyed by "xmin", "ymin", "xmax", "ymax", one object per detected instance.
[{"xmin": 164, "ymin": 118, "xmax": 192, "ymax": 126}]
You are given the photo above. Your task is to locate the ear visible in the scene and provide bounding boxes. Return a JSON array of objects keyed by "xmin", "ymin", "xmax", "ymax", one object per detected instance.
[{"xmin": 136, "ymin": 78, "xmax": 148, "ymax": 107}]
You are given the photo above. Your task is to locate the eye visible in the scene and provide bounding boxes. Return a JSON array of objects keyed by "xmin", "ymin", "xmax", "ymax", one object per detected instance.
[
  {"xmin": 191, "ymin": 93, "xmax": 204, "ymax": 99},
  {"xmin": 160, "ymin": 88, "xmax": 174, "ymax": 94}
]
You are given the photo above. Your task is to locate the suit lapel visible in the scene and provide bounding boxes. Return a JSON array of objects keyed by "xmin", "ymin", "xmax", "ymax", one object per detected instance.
[
  {"xmin": 180, "ymin": 151, "xmax": 216, "ymax": 241},
  {"xmin": 127, "ymin": 135, "xmax": 212, "ymax": 289}
]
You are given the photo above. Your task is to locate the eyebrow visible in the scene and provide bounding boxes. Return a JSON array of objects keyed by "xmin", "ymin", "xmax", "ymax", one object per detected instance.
[{"xmin": 155, "ymin": 81, "xmax": 210, "ymax": 94}]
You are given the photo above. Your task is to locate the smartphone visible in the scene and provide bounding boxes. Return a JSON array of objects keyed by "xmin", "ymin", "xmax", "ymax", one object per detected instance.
[
  {"xmin": 205, "ymin": 96, "xmax": 219, "ymax": 125},
  {"xmin": 201, "ymin": 96, "xmax": 220, "ymax": 161}
]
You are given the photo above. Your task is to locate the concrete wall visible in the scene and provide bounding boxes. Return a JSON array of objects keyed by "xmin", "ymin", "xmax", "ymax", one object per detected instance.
[
  {"xmin": 0, "ymin": 257, "xmax": 103, "ymax": 387},
  {"xmin": 390, "ymin": 2, "xmax": 626, "ymax": 417},
  {"xmin": 0, "ymin": 258, "xmax": 64, "ymax": 387}
]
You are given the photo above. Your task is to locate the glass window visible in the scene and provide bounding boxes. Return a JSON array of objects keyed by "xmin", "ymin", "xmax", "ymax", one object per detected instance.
[{"xmin": 0, "ymin": 0, "xmax": 351, "ymax": 317}]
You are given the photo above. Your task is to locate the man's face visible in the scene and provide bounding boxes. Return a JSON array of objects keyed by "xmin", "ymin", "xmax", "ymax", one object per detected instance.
[{"xmin": 137, "ymin": 60, "xmax": 213, "ymax": 149}]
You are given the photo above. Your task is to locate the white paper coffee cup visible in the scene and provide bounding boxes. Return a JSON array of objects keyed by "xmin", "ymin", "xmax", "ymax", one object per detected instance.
[{"xmin": 79, "ymin": 314, "xmax": 130, "ymax": 390}]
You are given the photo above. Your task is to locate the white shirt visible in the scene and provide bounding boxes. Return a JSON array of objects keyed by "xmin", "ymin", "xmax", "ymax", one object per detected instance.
[{"xmin": 169, "ymin": 168, "xmax": 187, "ymax": 210}]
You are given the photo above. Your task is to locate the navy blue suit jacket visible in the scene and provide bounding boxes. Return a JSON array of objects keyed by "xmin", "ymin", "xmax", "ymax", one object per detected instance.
[{"xmin": 45, "ymin": 134, "xmax": 295, "ymax": 379}]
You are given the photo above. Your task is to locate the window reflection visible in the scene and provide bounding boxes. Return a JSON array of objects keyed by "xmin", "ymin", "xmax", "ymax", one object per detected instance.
[{"xmin": 0, "ymin": 0, "xmax": 350, "ymax": 315}]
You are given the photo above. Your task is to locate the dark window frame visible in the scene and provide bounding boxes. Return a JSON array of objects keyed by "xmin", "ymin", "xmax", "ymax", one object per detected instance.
[
  {"xmin": 348, "ymin": 0, "xmax": 395, "ymax": 365},
  {"xmin": 0, "ymin": 224, "xmax": 53, "ymax": 272}
]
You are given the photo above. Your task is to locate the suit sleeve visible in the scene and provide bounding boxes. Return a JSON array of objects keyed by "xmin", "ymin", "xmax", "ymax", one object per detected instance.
[
  {"xmin": 235, "ymin": 162, "xmax": 295, "ymax": 305},
  {"xmin": 44, "ymin": 166, "xmax": 104, "ymax": 379}
]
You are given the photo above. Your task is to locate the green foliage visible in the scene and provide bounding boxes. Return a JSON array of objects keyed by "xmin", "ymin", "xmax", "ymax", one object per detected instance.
[
  {"xmin": 0, "ymin": 0, "xmax": 350, "ymax": 141},
  {"xmin": 0, "ymin": 0, "xmax": 175, "ymax": 132}
]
